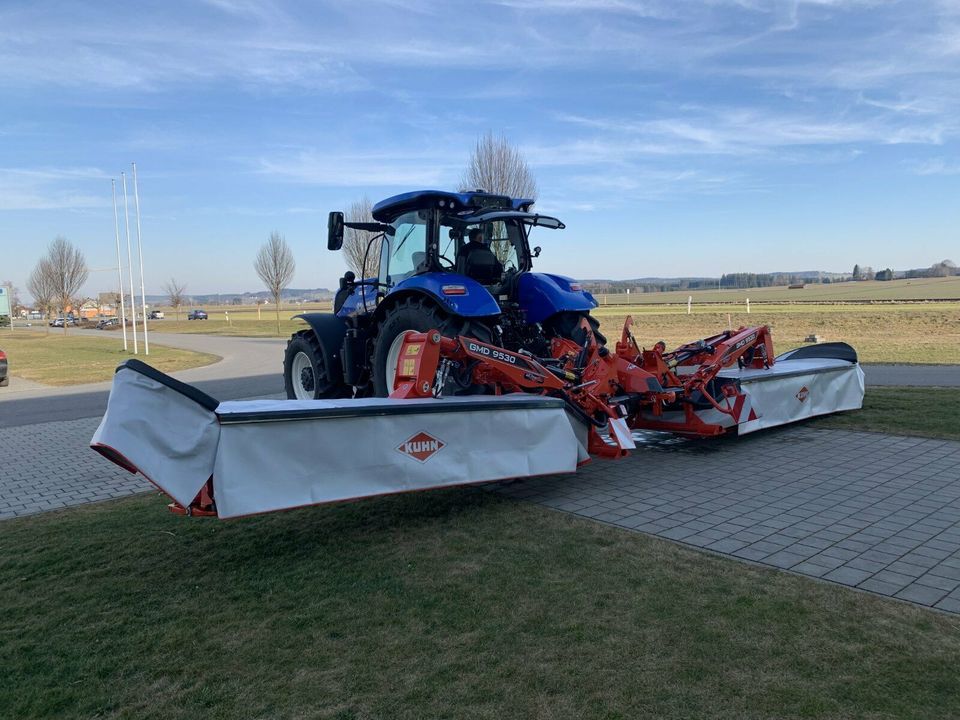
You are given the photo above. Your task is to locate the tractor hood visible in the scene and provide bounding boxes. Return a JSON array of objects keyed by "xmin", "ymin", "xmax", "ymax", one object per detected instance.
[{"xmin": 518, "ymin": 273, "xmax": 598, "ymax": 325}]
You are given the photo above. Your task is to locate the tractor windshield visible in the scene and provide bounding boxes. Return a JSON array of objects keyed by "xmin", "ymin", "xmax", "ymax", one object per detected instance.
[{"xmin": 382, "ymin": 210, "xmax": 429, "ymax": 285}]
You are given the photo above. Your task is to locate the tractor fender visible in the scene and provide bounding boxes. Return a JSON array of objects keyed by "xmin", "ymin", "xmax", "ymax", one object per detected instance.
[
  {"xmin": 518, "ymin": 273, "xmax": 598, "ymax": 325},
  {"xmin": 293, "ymin": 313, "xmax": 348, "ymax": 384},
  {"xmin": 375, "ymin": 273, "xmax": 501, "ymax": 322},
  {"xmin": 335, "ymin": 280, "xmax": 379, "ymax": 319}
]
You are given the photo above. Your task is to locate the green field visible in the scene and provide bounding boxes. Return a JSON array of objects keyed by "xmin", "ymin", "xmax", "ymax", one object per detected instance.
[
  {"xmin": 3, "ymin": 490, "xmax": 960, "ymax": 719},
  {"xmin": 132, "ymin": 304, "xmax": 330, "ymax": 337},
  {"xmin": 3, "ymin": 333, "xmax": 219, "ymax": 385},
  {"xmin": 593, "ymin": 303, "xmax": 960, "ymax": 364},
  {"xmin": 138, "ymin": 291, "xmax": 960, "ymax": 365},
  {"xmin": 594, "ymin": 276, "xmax": 960, "ymax": 305}
]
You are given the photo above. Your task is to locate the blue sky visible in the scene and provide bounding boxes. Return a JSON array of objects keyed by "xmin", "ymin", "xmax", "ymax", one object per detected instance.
[{"xmin": 2, "ymin": 0, "xmax": 959, "ymax": 298}]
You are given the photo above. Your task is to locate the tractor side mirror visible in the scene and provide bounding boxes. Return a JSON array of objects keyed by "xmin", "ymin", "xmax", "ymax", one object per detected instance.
[
  {"xmin": 327, "ymin": 211, "xmax": 344, "ymax": 251},
  {"xmin": 533, "ymin": 246, "xmax": 542, "ymax": 258}
]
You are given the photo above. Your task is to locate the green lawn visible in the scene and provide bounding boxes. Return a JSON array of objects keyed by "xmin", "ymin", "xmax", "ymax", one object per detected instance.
[
  {"xmin": 3, "ymin": 490, "xmax": 960, "ymax": 719},
  {"xmin": 3, "ymin": 332, "xmax": 220, "ymax": 385},
  {"xmin": 810, "ymin": 387, "xmax": 960, "ymax": 441}
]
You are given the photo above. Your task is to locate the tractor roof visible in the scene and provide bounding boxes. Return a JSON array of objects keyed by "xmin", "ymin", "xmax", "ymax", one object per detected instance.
[{"xmin": 371, "ymin": 190, "xmax": 534, "ymax": 222}]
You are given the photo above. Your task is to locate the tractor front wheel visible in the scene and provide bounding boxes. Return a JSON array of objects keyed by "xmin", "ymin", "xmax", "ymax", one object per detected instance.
[{"xmin": 284, "ymin": 330, "xmax": 351, "ymax": 400}]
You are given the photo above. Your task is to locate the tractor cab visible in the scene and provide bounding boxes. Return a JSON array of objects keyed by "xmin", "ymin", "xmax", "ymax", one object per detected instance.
[
  {"xmin": 371, "ymin": 191, "xmax": 564, "ymax": 293},
  {"xmin": 327, "ymin": 190, "xmax": 564, "ymax": 309}
]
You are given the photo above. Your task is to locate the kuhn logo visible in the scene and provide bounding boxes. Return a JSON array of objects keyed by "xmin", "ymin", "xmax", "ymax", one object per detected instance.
[
  {"xmin": 796, "ymin": 386, "xmax": 809, "ymax": 403},
  {"xmin": 397, "ymin": 431, "xmax": 445, "ymax": 463}
]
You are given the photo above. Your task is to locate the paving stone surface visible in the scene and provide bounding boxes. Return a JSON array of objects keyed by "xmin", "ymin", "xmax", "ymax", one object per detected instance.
[
  {"xmin": 3, "ymin": 412, "xmax": 960, "ymax": 614},
  {"xmin": 0, "ymin": 417, "xmax": 150, "ymax": 519},
  {"xmin": 496, "ymin": 427, "xmax": 960, "ymax": 613}
]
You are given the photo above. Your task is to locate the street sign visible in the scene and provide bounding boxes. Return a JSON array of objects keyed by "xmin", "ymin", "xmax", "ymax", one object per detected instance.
[{"xmin": 0, "ymin": 286, "xmax": 10, "ymax": 317}]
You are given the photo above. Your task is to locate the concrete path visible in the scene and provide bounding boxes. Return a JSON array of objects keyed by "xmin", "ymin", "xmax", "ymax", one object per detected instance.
[{"xmin": 498, "ymin": 428, "xmax": 960, "ymax": 613}]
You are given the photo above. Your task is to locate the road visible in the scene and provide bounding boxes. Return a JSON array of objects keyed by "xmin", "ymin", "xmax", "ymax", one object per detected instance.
[
  {"xmin": 861, "ymin": 364, "xmax": 960, "ymax": 387},
  {"xmin": 1, "ymin": 329, "xmax": 958, "ymax": 429},
  {"xmin": 0, "ymin": 331, "xmax": 286, "ymax": 428}
]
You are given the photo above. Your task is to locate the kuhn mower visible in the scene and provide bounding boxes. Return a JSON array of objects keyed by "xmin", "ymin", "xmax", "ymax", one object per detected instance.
[{"xmin": 91, "ymin": 189, "xmax": 864, "ymax": 518}]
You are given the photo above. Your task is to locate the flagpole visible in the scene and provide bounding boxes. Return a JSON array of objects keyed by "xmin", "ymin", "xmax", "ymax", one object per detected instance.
[
  {"xmin": 132, "ymin": 162, "xmax": 149, "ymax": 355},
  {"xmin": 111, "ymin": 180, "xmax": 128, "ymax": 351},
  {"xmin": 121, "ymin": 172, "xmax": 138, "ymax": 354}
]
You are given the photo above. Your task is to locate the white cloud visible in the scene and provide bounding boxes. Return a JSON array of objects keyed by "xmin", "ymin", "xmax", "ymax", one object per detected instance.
[
  {"xmin": 911, "ymin": 157, "xmax": 960, "ymax": 175},
  {"xmin": 0, "ymin": 167, "xmax": 111, "ymax": 211},
  {"xmin": 255, "ymin": 151, "xmax": 461, "ymax": 187}
]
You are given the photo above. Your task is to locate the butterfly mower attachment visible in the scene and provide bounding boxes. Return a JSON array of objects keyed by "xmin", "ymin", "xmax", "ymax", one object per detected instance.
[{"xmin": 90, "ymin": 317, "xmax": 863, "ymax": 520}]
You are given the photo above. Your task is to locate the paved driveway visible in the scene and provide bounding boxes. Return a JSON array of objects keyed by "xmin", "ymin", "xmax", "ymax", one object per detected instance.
[{"xmin": 498, "ymin": 427, "xmax": 960, "ymax": 613}]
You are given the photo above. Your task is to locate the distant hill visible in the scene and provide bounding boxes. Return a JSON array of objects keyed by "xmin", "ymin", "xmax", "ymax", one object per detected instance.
[{"xmin": 581, "ymin": 263, "xmax": 955, "ymax": 294}]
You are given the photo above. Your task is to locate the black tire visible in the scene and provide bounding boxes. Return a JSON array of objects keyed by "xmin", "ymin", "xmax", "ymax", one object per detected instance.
[
  {"xmin": 545, "ymin": 311, "xmax": 607, "ymax": 346},
  {"xmin": 284, "ymin": 329, "xmax": 351, "ymax": 400},
  {"xmin": 372, "ymin": 296, "xmax": 492, "ymax": 397}
]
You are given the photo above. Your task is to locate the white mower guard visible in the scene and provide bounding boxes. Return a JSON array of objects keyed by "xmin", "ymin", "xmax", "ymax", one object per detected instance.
[
  {"xmin": 91, "ymin": 360, "xmax": 582, "ymax": 518},
  {"xmin": 662, "ymin": 342, "xmax": 865, "ymax": 434}
]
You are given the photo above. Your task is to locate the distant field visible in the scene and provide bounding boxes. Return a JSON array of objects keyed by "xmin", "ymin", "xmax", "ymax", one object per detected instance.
[
  {"xmin": 139, "ymin": 298, "xmax": 960, "ymax": 365},
  {"xmin": 595, "ymin": 276, "xmax": 960, "ymax": 305},
  {"xmin": 593, "ymin": 303, "xmax": 960, "ymax": 364},
  {"xmin": 121, "ymin": 304, "xmax": 333, "ymax": 338},
  {"xmin": 3, "ymin": 332, "xmax": 219, "ymax": 385}
]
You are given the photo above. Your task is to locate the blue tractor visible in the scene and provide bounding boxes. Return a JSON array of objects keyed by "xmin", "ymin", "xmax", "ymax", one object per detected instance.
[{"xmin": 284, "ymin": 189, "xmax": 604, "ymax": 399}]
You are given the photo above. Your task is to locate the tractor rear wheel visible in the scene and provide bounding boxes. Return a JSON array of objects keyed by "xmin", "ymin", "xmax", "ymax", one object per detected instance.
[
  {"xmin": 284, "ymin": 329, "xmax": 351, "ymax": 400},
  {"xmin": 372, "ymin": 296, "xmax": 492, "ymax": 397}
]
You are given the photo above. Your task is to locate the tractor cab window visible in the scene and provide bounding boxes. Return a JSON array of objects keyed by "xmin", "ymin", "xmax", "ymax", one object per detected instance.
[
  {"xmin": 383, "ymin": 210, "xmax": 429, "ymax": 286},
  {"xmin": 440, "ymin": 218, "xmax": 524, "ymax": 281}
]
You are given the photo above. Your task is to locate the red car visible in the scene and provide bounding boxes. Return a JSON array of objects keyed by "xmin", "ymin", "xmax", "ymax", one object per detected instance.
[{"xmin": 0, "ymin": 348, "xmax": 8, "ymax": 387}]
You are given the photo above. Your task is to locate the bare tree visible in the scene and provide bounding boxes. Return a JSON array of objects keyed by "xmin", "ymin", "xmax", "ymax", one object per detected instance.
[
  {"xmin": 164, "ymin": 278, "xmax": 187, "ymax": 321},
  {"xmin": 39, "ymin": 236, "xmax": 89, "ymax": 334},
  {"xmin": 342, "ymin": 195, "xmax": 380, "ymax": 278},
  {"xmin": 461, "ymin": 130, "xmax": 538, "ymax": 200},
  {"xmin": 27, "ymin": 259, "xmax": 57, "ymax": 334},
  {"xmin": 460, "ymin": 131, "xmax": 538, "ymax": 264},
  {"xmin": 254, "ymin": 231, "xmax": 296, "ymax": 334}
]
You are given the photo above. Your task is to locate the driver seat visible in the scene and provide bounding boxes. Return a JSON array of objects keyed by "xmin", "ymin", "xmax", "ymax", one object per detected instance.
[{"xmin": 460, "ymin": 245, "xmax": 503, "ymax": 284}]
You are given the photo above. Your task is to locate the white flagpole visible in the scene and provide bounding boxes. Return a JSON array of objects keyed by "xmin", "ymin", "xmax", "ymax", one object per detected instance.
[
  {"xmin": 122, "ymin": 172, "xmax": 138, "ymax": 354},
  {"xmin": 111, "ymin": 180, "xmax": 128, "ymax": 351},
  {"xmin": 132, "ymin": 162, "xmax": 149, "ymax": 355}
]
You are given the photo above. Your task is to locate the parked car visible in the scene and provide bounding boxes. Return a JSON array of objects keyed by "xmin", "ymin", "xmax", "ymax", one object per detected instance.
[
  {"xmin": 0, "ymin": 348, "xmax": 8, "ymax": 387},
  {"xmin": 188, "ymin": 310, "xmax": 208, "ymax": 320},
  {"xmin": 50, "ymin": 316, "xmax": 79, "ymax": 327},
  {"xmin": 96, "ymin": 317, "xmax": 120, "ymax": 329},
  {"xmin": 149, "ymin": 310, "xmax": 164, "ymax": 320}
]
